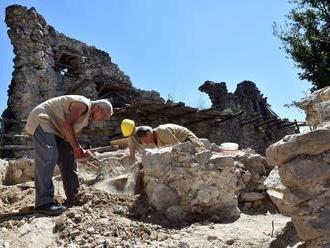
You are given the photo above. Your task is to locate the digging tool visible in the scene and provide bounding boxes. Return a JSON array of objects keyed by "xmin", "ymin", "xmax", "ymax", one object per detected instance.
[
  {"xmin": 76, "ymin": 145, "xmax": 119, "ymax": 169},
  {"xmin": 76, "ymin": 144, "xmax": 142, "ymax": 191}
]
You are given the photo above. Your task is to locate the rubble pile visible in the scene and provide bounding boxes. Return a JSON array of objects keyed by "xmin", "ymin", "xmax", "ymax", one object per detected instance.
[{"xmin": 266, "ymin": 86, "xmax": 330, "ymax": 247}]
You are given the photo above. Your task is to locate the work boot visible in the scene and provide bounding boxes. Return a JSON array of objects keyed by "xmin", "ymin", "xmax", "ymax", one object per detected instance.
[{"xmin": 34, "ymin": 202, "xmax": 67, "ymax": 216}]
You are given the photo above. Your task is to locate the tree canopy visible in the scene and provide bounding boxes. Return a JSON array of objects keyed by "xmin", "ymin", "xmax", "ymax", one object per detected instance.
[{"xmin": 274, "ymin": 0, "xmax": 330, "ymax": 92}]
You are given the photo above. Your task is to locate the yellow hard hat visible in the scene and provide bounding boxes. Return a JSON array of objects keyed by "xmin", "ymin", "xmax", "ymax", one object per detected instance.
[{"xmin": 121, "ymin": 119, "xmax": 135, "ymax": 137}]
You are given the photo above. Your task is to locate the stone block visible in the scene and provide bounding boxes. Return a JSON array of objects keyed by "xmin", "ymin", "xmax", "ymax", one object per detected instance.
[
  {"xmin": 297, "ymin": 86, "xmax": 330, "ymax": 128},
  {"xmin": 143, "ymin": 148, "xmax": 172, "ymax": 177},
  {"xmin": 266, "ymin": 128, "xmax": 330, "ymax": 166},
  {"xmin": 239, "ymin": 192, "xmax": 265, "ymax": 202},
  {"xmin": 245, "ymin": 154, "xmax": 266, "ymax": 175},
  {"xmin": 292, "ymin": 208, "xmax": 330, "ymax": 241},
  {"xmin": 145, "ymin": 181, "xmax": 179, "ymax": 211},
  {"xmin": 279, "ymin": 153, "xmax": 330, "ymax": 188}
]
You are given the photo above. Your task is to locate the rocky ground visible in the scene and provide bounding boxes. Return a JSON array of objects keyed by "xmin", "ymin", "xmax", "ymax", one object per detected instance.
[{"xmin": 0, "ymin": 172, "xmax": 303, "ymax": 248}]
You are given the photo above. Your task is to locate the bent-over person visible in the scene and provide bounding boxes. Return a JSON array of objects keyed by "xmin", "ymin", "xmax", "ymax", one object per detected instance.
[
  {"xmin": 127, "ymin": 123, "xmax": 204, "ymax": 159},
  {"xmin": 25, "ymin": 95, "xmax": 113, "ymax": 215}
]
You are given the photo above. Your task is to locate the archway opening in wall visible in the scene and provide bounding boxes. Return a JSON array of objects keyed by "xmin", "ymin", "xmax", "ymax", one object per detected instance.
[{"xmin": 54, "ymin": 52, "xmax": 81, "ymax": 76}]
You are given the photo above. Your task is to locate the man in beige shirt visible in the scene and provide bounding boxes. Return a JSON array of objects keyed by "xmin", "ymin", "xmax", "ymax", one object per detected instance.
[
  {"xmin": 25, "ymin": 95, "xmax": 113, "ymax": 215},
  {"xmin": 128, "ymin": 123, "xmax": 204, "ymax": 159}
]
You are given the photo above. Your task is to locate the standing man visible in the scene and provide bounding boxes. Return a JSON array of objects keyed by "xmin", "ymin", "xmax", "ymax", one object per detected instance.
[{"xmin": 25, "ymin": 95, "xmax": 113, "ymax": 215}]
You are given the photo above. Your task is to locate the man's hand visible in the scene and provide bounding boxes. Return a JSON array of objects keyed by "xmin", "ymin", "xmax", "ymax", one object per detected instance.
[
  {"xmin": 74, "ymin": 147, "xmax": 100, "ymax": 169},
  {"xmin": 73, "ymin": 146, "xmax": 87, "ymax": 158},
  {"xmin": 74, "ymin": 146, "xmax": 98, "ymax": 160}
]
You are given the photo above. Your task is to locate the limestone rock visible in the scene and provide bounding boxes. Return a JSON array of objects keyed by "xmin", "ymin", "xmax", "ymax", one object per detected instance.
[
  {"xmin": 143, "ymin": 148, "xmax": 172, "ymax": 177},
  {"xmin": 264, "ymin": 167, "xmax": 293, "ymax": 216},
  {"xmin": 145, "ymin": 181, "xmax": 179, "ymax": 211},
  {"xmin": 5, "ymin": 159, "xmax": 34, "ymax": 185},
  {"xmin": 264, "ymin": 167, "xmax": 286, "ymax": 191},
  {"xmin": 143, "ymin": 145, "xmax": 239, "ymax": 219},
  {"xmin": 292, "ymin": 208, "xmax": 330, "ymax": 241},
  {"xmin": 279, "ymin": 152, "xmax": 330, "ymax": 188},
  {"xmin": 297, "ymin": 86, "xmax": 330, "ymax": 128},
  {"xmin": 265, "ymin": 88, "xmax": 330, "ymax": 245},
  {"xmin": 266, "ymin": 128, "xmax": 330, "ymax": 166},
  {"xmin": 239, "ymin": 192, "xmax": 265, "ymax": 202}
]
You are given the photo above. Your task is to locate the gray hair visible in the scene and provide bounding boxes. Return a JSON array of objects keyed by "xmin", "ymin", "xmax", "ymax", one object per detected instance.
[{"xmin": 91, "ymin": 99, "xmax": 113, "ymax": 117}]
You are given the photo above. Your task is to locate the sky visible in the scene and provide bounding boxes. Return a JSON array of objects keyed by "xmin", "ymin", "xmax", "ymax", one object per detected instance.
[{"xmin": 0, "ymin": 0, "xmax": 311, "ymax": 121}]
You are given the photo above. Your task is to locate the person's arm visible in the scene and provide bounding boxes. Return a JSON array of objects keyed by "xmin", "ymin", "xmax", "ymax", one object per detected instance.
[
  {"xmin": 60, "ymin": 101, "xmax": 88, "ymax": 158},
  {"xmin": 129, "ymin": 146, "xmax": 136, "ymax": 160},
  {"xmin": 128, "ymin": 137, "xmax": 136, "ymax": 159}
]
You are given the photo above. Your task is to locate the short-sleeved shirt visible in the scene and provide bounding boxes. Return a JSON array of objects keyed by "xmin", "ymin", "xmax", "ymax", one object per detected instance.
[
  {"xmin": 155, "ymin": 124, "xmax": 204, "ymax": 147},
  {"xmin": 128, "ymin": 123, "xmax": 204, "ymax": 153},
  {"xmin": 25, "ymin": 95, "xmax": 91, "ymax": 139}
]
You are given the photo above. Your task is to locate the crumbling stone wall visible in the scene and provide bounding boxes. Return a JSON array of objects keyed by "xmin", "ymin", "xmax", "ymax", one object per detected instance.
[
  {"xmin": 2, "ymin": 4, "xmax": 296, "ymax": 159},
  {"xmin": 2, "ymin": 5, "xmax": 164, "ymax": 157},
  {"xmin": 142, "ymin": 140, "xmax": 277, "ymax": 221},
  {"xmin": 196, "ymin": 81, "xmax": 295, "ymax": 152},
  {"xmin": 142, "ymin": 142, "xmax": 240, "ymax": 221},
  {"xmin": 199, "ymin": 80, "xmax": 274, "ymax": 118},
  {"xmin": 266, "ymin": 86, "xmax": 330, "ymax": 247},
  {"xmin": 1, "ymin": 159, "xmax": 61, "ymax": 185}
]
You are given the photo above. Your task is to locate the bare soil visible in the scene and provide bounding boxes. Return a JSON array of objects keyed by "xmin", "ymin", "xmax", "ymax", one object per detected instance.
[{"xmin": 0, "ymin": 179, "xmax": 303, "ymax": 248}]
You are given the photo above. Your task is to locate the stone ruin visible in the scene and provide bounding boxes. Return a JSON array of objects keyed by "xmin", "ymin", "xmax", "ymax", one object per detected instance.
[
  {"xmin": 143, "ymin": 143, "xmax": 240, "ymax": 221},
  {"xmin": 265, "ymin": 86, "xmax": 330, "ymax": 247},
  {"xmin": 0, "ymin": 141, "xmax": 271, "ymax": 223},
  {"xmin": 141, "ymin": 140, "xmax": 272, "ymax": 222},
  {"xmin": 0, "ymin": 4, "xmax": 299, "ymax": 159},
  {"xmin": 2, "ymin": 5, "xmax": 328, "ymax": 247}
]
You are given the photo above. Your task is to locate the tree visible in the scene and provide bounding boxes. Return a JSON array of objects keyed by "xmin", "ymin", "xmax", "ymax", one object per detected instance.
[{"xmin": 274, "ymin": 0, "xmax": 330, "ymax": 92}]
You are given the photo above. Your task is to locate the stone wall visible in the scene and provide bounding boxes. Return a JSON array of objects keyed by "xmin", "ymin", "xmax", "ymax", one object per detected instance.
[
  {"xmin": 266, "ymin": 86, "xmax": 330, "ymax": 247},
  {"xmin": 1, "ymin": 4, "xmax": 296, "ymax": 159},
  {"xmin": 1, "ymin": 158, "xmax": 61, "ymax": 185},
  {"xmin": 199, "ymin": 80, "xmax": 274, "ymax": 118},
  {"xmin": 141, "ymin": 140, "xmax": 277, "ymax": 221},
  {"xmin": 142, "ymin": 142, "xmax": 240, "ymax": 221}
]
